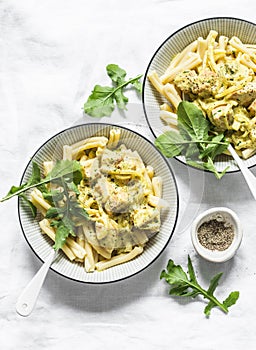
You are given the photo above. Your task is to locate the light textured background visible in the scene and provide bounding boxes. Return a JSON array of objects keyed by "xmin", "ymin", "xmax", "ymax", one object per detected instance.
[{"xmin": 0, "ymin": 1, "xmax": 256, "ymax": 349}]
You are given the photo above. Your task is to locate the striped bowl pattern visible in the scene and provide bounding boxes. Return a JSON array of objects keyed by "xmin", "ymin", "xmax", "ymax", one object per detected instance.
[
  {"xmin": 18, "ymin": 123, "xmax": 179, "ymax": 284},
  {"xmin": 143, "ymin": 17, "xmax": 256, "ymax": 172}
]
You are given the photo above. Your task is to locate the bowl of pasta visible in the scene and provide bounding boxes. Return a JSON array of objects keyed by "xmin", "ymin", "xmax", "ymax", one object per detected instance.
[
  {"xmin": 143, "ymin": 17, "xmax": 256, "ymax": 174},
  {"xmin": 18, "ymin": 123, "xmax": 179, "ymax": 283}
]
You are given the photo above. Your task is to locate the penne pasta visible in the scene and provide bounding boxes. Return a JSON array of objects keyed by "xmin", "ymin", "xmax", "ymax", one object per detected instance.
[
  {"xmin": 63, "ymin": 145, "xmax": 73, "ymax": 160},
  {"xmin": 160, "ymin": 54, "xmax": 202, "ymax": 84},
  {"xmin": 95, "ymin": 246, "xmax": 143, "ymax": 271},
  {"xmin": 147, "ymin": 30, "xmax": 256, "ymax": 158},
  {"xmin": 39, "ymin": 219, "xmax": 76, "ymax": 261},
  {"xmin": 162, "ymin": 83, "xmax": 182, "ymax": 109},
  {"xmin": 34, "ymin": 128, "xmax": 165, "ymax": 272},
  {"xmin": 147, "ymin": 70, "xmax": 165, "ymax": 94},
  {"xmin": 152, "ymin": 176, "xmax": 163, "ymax": 197}
]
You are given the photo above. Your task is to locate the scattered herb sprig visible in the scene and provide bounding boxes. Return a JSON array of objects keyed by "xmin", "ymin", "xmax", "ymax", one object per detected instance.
[
  {"xmin": 155, "ymin": 101, "xmax": 230, "ymax": 179},
  {"xmin": 83, "ymin": 64, "xmax": 143, "ymax": 117},
  {"xmin": 0, "ymin": 160, "xmax": 88, "ymax": 249},
  {"xmin": 161, "ymin": 255, "xmax": 239, "ymax": 316}
]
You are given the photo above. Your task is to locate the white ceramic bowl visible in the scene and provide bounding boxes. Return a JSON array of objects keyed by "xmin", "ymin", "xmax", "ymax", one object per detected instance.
[
  {"xmin": 18, "ymin": 123, "xmax": 179, "ymax": 283},
  {"xmin": 143, "ymin": 17, "xmax": 256, "ymax": 173},
  {"xmin": 191, "ymin": 207, "xmax": 243, "ymax": 262}
]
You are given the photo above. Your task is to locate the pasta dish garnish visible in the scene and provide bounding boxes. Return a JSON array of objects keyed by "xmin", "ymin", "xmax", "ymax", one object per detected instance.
[
  {"xmin": 148, "ymin": 30, "xmax": 256, "ymax": 159},
  {"xmin": 30, "ymin": 129, "xmax": 165, "ymax": 272}
]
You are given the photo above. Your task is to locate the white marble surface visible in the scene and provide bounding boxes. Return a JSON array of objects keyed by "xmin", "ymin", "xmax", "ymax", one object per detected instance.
[{"xmin": 1, "ymin": 0, "xmax": 256, "ymax": 349}]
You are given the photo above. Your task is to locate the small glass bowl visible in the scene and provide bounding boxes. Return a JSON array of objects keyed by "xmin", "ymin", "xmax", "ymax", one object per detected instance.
[{"xmin": 191, "ymin": 207, "xmax": 243, "ymax": 263}]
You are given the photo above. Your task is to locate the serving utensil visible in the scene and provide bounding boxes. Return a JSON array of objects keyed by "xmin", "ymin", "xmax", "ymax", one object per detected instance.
[
  {"xmin": 227, "ymin": 144, "xmax": 256, "ymax": 200},
  {"xmin": 16, "ymin": 249, "xmax": 57, "ymax": 317}
]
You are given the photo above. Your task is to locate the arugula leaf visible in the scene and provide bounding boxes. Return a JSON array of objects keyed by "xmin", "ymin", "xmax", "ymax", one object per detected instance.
[
  {"xmin": 43, "ymin": 189, "xmax": 64, "ymax": 203},
  {"xmin": 1, "ymin": 160, "xmax": 83, "ymax": 202},
  {"xmin": 84, "ymin": 64, "xmax": 143, "ymax": 117},
  {"xmin": 161, "ymin": 255, "xmax": 239, "ymax": 316},
  {"xmin": 4, "ymin": 162, "xmax": 41, "ymax": 199},
  {"xmin": 0, "ymin": 159, "xmax": 88, "ymax": 249},
  {"xmin": 19, "ymin": 194, "xmax": 37, "ymax": 218},
  {"xmin": 155, "ymin": 101, "xmax": 230, "ymax": 179},
  {"xmin": 2, "ymin": 162, "xmax": 43, "ymax": 216},
  {"xmin": 53, "ymin": 219, "xmax": 74, "ymax": 250},
  {"xmin": 154, "ymin": 130, "xmax": 185, "ymax": 157},
  {"xmin": 106, "ymin": 64, "xmax": 126, "ymax": 85},
  {"xmin": 83, "ymin": 85, "xmax": 116, "ymax": 118},
  {"xmin": 177, "ymin": 101, "xmax": 209, "ymax": 142},
  {"xmin": 45, "ymin": 176, "xmax": 89, "ymax": 250},
  {"xmin": 223, "ymin": 291, "xmax": 240, "ymax": 309},
  {"xmin": 202, "ymin": 157, "xmax": 229, "ymax": 180},
  {"xmin": 199, "ymin": 133, "xmax": 227, "ymax": 160},
  {"xmin": 131, "ymin": 79, "xmax": 142, "ymax": 93},
  {"xmin": 46, "ymin": 160, "xmax": 82, "ymax": 185}
]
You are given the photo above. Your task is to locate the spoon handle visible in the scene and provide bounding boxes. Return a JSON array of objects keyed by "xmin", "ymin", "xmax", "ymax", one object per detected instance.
[
  {"xmin": 228, "ymin": 145, "xmax": 256, "ymax": 200},
  {"xmin": 16, "ymin": 249, "xmax": 56, "ymax": 317}
]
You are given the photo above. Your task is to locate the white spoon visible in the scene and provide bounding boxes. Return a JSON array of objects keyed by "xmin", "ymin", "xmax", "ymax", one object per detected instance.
[
  {"xmin": 227, "ymin": 144, "xmax": 256, "ymax": 200},
  {"xmin": 16, "ymin": 249, "xmax": 57, "ymax": 317}
]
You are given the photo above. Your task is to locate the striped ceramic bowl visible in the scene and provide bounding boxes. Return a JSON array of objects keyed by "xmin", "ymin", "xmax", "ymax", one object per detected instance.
[
  {"xmin": 143, "ymin": 17, "xmax": 256, "ymax": 172},
  {"xmin": 18, "ymin": 123, "xmax": 179, "ymax": 284}
]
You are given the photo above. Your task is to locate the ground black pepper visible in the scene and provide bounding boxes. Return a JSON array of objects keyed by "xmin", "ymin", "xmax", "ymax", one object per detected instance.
[{"xmin": 197, "ymin": 218, "xmax": 234, "ymax": 251}]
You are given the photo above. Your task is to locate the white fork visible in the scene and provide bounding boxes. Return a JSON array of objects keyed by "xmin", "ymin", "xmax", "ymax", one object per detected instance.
[{"xmin": 228, "ymin": 144, "xmax": 256, "ymax": 200}]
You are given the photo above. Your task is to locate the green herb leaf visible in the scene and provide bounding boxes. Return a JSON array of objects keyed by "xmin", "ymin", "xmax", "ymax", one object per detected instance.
[
  {"xmin": 223, "ymin": 291, "xmax": 240, "ymax": 309},
  {"xmin": 46, "ymin": 160, "xmax": 82, "ymax": 185},
  {"xmin": 1, "ymin": 160, "xmax": 83, "ymax": 203},
  {"xmin": 187, "ymin": 255, "xmax": 198, "ymax": 284},
  {"xmin": 45, "ymin": 176, "xmax": 89, "ymax": 250},
  {"xmin": 207, "ymin": 272, "xmax": 223, "ymax": 296},
  {"xmin": 83, "ymin": 85, "xmax": 115, "ymax": 117},
  {"xmin": 53, "ymin": 220, "xmax": 74, "ymax": 250},
  {"xmin": 177, "ymin": 101, "xmax": 209, "ymax": 142},
  {"xmin": 1, "ymin": 162, "xmax": 44, "ymax": 216},
  {"xmin": 83, "ymin": 64, "xmax": 143, "ymax": 118},
  {"xmin": 154, "ymin": 130, "xmax": 185, "ymax": 157},
  {"xmin": 154, "ymin": 101, "xmax": 230, "ymax": 179},
  {"xmin": 69, "ymin": 203, "xmax": 89, "ymax": 220},
  {"xmin": 45, "ymin": 206, "xmax": 65, "ymax": 219},
  {"xmin": 131, "ymin": 79, "xmax": 142, "ymax": 93},
  {"xmin": 161, "ymin": 255, "xmax": 239, "ymax": 316},
  {"xmin": 43, "ymin": 189, "xmax": 64, "ymax": 203},
  {"xmin": 106, "ymin": 64, "xmax": 126, "ymax": 85},
  {"xmin": 67, "ymin": 182, "xmax": 80, "ymax": 195},
  {"xmin": 199, "ymin": 133, "xmax": 228, "ymax": 160},
  {"xmin": 19, "ymin": 194, "xmax": 37, "ymax": 218},
  {"xmin": 203, "ymin": 157, "xmax": 229, "ymax": 180},
  {"xmin": 204, "ymin": 301, "xmax": 216, "ymax": 316}
]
